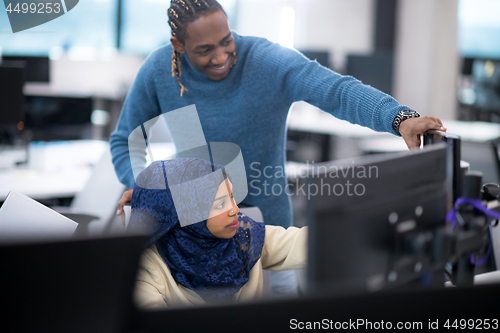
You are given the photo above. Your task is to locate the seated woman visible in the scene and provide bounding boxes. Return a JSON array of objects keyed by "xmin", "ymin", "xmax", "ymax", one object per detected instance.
[{"xmin": 129, "ymin": 158, "xmax": 307, "ymax": 308}]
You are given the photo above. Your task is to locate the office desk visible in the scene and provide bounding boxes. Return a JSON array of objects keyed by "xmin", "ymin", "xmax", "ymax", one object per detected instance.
[
  {"xmin": 287, "ymin": 103, "xmax": 500, "ymax": 182},
  {"xmin": 0, "ymin": 167, "xmax": 92, "ymax": 202},
  {"xmin": 0, "ymin": 141, "xmax": 177, "ymax": 202},
  {"xmin": 357, "ymin": 120, "xmax": 500, "ymax": 154},
  {"xmin": 288, "ymin": 102, "xmax": 500, "ymax": 149},
  {"xmin": 0, "ymin": 140, "xmax": 108, "ymax": 202},
  {"xmin": 287, "ymin": 102, "xmax": 390, "ymax": 139}
]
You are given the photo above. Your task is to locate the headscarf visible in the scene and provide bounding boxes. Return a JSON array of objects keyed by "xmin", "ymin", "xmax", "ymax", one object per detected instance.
[{"xmin": 129, "ymin": 158, "xmax": 265, "ymax": 302}]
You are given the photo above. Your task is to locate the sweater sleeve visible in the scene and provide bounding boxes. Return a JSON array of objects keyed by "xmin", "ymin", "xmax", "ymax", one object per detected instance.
[
  {"xmin": 253, "ymin": 40, "xmax": 407, "ymax": 135},
  {"xmin": 261, "ymin": 225, "xmax": 307, "ymax": 271},
  {"xmin": 109, "ymin": 55, "xmax": 163, "ymax": 189}
]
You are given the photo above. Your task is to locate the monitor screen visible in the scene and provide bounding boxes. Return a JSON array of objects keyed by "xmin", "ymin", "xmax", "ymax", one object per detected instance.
[
  {"xmin": 346, "ymin": 52, "xmax": 393, "ymax": 94},
  {"xmin": 306, "ymin": 144, "xmax": 448, "ymax": 297},
  {"xmin": 23, "ymin": 95, "xmax": 93, "ymax": 128},
  {"xmin": 0, "ymin": 67, "xmax": 25, "ymax": 127},
  {"xmin": 0, "ymin": 233, "xmax": 148, "ymax": 332},
  {"xmin": 21, "ymin": 95, "xmax": 94, "ymax": 141},
  {"xmin": 1, "ymin": 56, "xmax": 50, "ymax": 83}
]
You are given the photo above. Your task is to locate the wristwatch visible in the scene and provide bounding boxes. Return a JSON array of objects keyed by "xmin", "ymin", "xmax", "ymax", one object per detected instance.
[{"xmin": 392, "ymin": 109, "xmax": 420, "ymax": 136}]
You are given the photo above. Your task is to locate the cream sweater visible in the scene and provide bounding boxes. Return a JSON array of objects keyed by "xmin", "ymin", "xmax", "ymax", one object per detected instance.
[{"xmin": 133, "ymin": 225, "xmax": 307, "ymax": 308}]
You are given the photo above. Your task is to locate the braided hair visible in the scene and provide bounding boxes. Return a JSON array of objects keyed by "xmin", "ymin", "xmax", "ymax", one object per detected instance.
[{"xmin": 168, "ymin": 0, "xmax": 226, "ymax": 97}]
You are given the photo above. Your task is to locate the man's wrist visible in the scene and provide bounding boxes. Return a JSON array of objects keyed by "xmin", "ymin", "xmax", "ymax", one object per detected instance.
[{"xmin": 392, "ymin": 109, "xmax": 420, "ymax": 136}]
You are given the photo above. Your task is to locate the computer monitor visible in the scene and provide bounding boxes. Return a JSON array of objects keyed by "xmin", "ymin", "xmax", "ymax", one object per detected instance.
[
  {"xmin": 23, "ymin": 95, "xmax": 94, "ymax": 141},
  {"xmin": 0, "ymin": 233, "xmax": 148, "ymax": 332},
  {"xmin": 423, "ymin": 130, "xmax": 462, "ymax": 203},
  {"xmin": 346, "ymin": 52, "xmax": 393, "ymax": 94},
  {"xmin": 0, "ymin": 66, "xmax": 25, "ymax": 126},
  {"xmin": 1, "ymin": 56, "xmax": 50, "ymax": 82},
  {"xmin": 306, "ymin": 144, "xmax": 449, "ymax": 297},
  {"xmin": 0, "ymin": 66, "xmax": 25, "ymax": 144}
]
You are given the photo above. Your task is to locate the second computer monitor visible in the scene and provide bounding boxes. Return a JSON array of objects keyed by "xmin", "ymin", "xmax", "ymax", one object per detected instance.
[
  {"xmin": 0, "ymin": 66, "xmax": 25, "ymax": 127},
  {"xmin": 306, "ymin": 144, "xmax": 449, "ymax": 297}
]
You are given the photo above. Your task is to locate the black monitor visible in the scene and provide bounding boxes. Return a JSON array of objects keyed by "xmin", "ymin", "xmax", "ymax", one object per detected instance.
[
  {"xmin": 346, "ymin": 52, "xmax": 393, "ymax": 94},
  {"xmin": 0, "ymin": 66, "xmax": 25, "ymax": 144},
  {"xmin": 23, "ymin": 95, "xmax": 94, "ymax": 141},
  {"xmin": 0, "ymin": 66, "xmax": 25, "ymax": 126},
  {"xmin": 1, "ymin": 56, "xmax": 50, "ymax": 82},
  {"xmin": 423, "ymin": 130, "xmax": 462, "ymax": 203},
  {"xmin": 0, "ymin": 233, "xmax": 148, "ymax": 333},
  {"xmin": 306, "ymin": 144, "xmax": 449, "ymax": 297}
]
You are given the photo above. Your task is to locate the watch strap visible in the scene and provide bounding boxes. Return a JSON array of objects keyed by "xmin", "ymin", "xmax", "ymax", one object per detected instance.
[{"xmin": 392, "ymin": 109, "xmax": 420, "ymax": 136}]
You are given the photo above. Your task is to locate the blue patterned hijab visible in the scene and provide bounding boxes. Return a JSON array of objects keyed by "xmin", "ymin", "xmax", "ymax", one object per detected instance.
[{"xmin": 129, "ymin": 158, "xmax": 265, "ymax": 302}]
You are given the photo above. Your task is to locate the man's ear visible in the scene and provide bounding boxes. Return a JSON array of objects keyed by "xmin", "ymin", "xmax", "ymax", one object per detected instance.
[{"xmin": 171, "ymin": 37, "xmax": 186, "ymax": 54}]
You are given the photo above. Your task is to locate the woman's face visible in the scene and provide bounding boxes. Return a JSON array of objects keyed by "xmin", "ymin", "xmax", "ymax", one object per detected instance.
[
  {"xmin": 206, "ymin": 179, "xmax": 239, "ymax": 239},
  {"xmin": 171, "ymin": 10, "xmax": 236, "ymax": 81}
]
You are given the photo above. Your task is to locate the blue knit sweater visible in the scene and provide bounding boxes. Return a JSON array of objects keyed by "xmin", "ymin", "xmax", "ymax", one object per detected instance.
[{"xmin": 110, "ymin": 32, "xmax": 408, "ymax": 228}]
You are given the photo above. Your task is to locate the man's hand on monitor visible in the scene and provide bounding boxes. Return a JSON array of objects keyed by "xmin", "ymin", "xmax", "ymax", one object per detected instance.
[
  {"xmin": 116, "ymin": 189, "xmax": 133, "ymax": 222},
  {"xmin": 400, "ymin": 116, "xmax": 447, "ymax": 149}
]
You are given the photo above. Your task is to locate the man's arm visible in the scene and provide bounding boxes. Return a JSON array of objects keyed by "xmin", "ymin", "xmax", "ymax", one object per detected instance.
[{"xmin": 257, "ymin": 42, "xmax": 445, "ymax": 142}]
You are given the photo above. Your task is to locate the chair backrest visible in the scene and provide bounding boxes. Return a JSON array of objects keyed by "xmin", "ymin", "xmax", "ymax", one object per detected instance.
[{"xmin": 71, "ymin": 147, "xmax": 126, "ymax": 232}]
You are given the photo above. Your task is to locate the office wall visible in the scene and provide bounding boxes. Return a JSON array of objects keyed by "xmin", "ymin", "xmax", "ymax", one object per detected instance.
[
  {"xmin": 393, "ymin": 0, "xmax": 459, "ymax": 120},
  {"xmin": 236, "ymin": 0, "xmax": 375, "ymax": 70}
]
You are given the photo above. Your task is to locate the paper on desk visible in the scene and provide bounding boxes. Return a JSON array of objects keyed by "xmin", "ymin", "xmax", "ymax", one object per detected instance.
[{"xmin": 0, "ymin": 191, "xmax": 78, "ymax": 244}]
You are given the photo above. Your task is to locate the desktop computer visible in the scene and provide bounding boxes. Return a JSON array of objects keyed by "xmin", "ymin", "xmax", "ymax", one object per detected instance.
[
  {"xmin": 306, "ymin": 137, "xmax": 497, "ymax": 297},
  {"xmin": 306, "ymin": 145, "xmax": 450, "ymax": 296},
  {"xmin": 346, "ymin": 52, "xmax": 394, "ymax": 94}
]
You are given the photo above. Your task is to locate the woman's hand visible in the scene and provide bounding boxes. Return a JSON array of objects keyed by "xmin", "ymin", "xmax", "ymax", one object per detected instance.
[
  {"xmin": 116, "ymin": 189, "xmax": 133, "ymax": 218},
  {"xmin": 399, "ymin": 116, "xmax": 447, "ymax": 149}
]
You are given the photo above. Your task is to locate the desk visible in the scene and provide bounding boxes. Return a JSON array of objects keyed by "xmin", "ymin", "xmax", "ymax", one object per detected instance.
[
  {"xmin": 288, "ymin": 102, "xmax": 390, "ymax": 139},
  {"xmin": 0, "ymin": 140, "xmax": 108, "ymax": 202},
  {"xmin": 288, "ymin": 102, "xmax": 500, "ymax": 148},
  {"xmin": 287, "ymin": 102, "xmax": 500, "ymax": 182},
  {"xmin": 0, "ymin": 167, "xmax": 92, "ymax": 202},
  {"xmin": 357, "ymin": 121, "xmax": 500, "ymax": 154}
]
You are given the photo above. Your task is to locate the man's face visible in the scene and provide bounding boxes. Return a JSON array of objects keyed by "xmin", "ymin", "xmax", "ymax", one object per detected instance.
[{"xmin": 172, "ymin": 10, "xmax": 236, "ymax": 81}]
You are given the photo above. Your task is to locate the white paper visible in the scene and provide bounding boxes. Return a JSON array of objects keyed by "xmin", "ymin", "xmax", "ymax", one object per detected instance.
[{"xmin": 0, "ymin": 191, "xmax": 78, "ymax": 244}]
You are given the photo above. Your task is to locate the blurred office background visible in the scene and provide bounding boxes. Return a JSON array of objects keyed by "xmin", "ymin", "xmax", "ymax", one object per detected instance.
[{"xmin": 1, "ymin": 0, "xmax": 500, "ymax": 228}]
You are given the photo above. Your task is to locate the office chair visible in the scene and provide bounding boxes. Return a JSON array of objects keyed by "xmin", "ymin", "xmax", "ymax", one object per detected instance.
[{"xmin": 53, "ymin": 147, "xmax": 126, "ymax": 236}]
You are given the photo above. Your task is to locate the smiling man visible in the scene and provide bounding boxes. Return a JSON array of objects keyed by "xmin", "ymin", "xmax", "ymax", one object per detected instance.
[
  {"xmin": 111, "ymin": 0, "xmax": 445, "ymax": 243},
  {"xmin": 171, "ymin": 11, "xmax": 237, "ymax": 83}
]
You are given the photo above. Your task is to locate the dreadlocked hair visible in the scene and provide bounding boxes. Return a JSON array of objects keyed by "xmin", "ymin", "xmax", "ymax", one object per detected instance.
[{"xmin": 168, "ymin": 0, "xmax": 226, "ymax": 97}]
